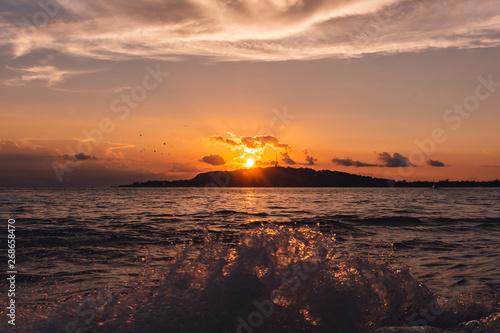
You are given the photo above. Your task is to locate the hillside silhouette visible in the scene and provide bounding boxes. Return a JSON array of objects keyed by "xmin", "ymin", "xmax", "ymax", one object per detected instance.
[
  {"xmin": 121, "ymin": 166, "xmax": 500, "ymax": 188},
  {"xmin": 121, "ymin": 166, "xmax": 390, "ymax": 187}
]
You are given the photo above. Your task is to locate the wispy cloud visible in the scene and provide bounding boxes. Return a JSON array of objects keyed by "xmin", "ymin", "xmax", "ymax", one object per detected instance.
[
  {"xmin": 2, "ymin": 0, "xmax": 500, "ymax": 61},
  {"xmin": 4, "ymin": 65, "xmax": 102, "ymax": 87},
  {"xmin": 0, "ymin": 139, "xmax": 58, "ymax": 157}
]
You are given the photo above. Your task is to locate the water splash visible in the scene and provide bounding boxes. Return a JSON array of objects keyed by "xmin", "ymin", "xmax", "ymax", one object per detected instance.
[{"xmin": 2, "ymin": 225, "xmax": 498, "ymax": 332}]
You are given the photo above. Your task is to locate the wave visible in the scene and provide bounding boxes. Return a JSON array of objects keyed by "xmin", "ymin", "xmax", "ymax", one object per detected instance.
[{"xmin": 3, "ymin": 226, "xmax": 498, "ymax": 333}]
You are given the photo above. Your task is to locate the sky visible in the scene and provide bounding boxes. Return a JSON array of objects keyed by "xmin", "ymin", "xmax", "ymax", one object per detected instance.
[{"xmin": 1, "ymin": 0, "xmax": 500, "ymax": 187}]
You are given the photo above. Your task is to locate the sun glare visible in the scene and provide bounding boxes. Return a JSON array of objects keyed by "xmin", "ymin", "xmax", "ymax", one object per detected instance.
[{"xmin": 245, "ymin": 158, "xmax": 255, "ymax": 168}]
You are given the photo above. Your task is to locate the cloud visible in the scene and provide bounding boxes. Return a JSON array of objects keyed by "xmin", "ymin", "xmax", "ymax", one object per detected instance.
[
  {"xmin": 213, "ymin": 134, "xmax": 291, "ymax": 151},
  {"xmin": 211, "ymin": 134, "xmax": 291, "ymax": 159},
  {"xmin": 375, "ymin": 152, "xmax": 413, "ymax": 168},
  {"xmin": 280, "ymin": 152, "xmax": 297, "ymax": 165},
  {"xmin": 212, "ymin": 136, "xmax": 239, "ymax": 146},
  {"xmin": 2, "ymin": 0, "xmax": 500, "ymax": 62},
  {"xmin": 304, "ymin": 150, "xmax": 317, "ymax": 165},
  {"xmin": 427, "ymin": 159, "xmax": 445, "ymax": 167},
  {"xmin": 331, "ymin": 157, "xmax": 378, "ymax": 167},
  {"xmin": 0, "ymin": 139, "xmax": 58, "ymax": 156},
  {"xmin": 332, "ymin": 153, "xmax": 414, "ymax": 168},
  {"xmin": 199, "ymin": 154, "xmax": 225, "ymax": 166},
  {"xmin": 64, "ymin": 153, "xmax": 96, "ymax": 161},
  {"xmin": 4, "ymin": 65, "xmax": 101, "ymax": 87}
]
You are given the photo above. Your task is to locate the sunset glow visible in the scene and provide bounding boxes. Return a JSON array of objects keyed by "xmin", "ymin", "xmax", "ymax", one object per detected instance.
[
  {"xmin": 0, "ymin": 0, "xmax": 499, "ymax": 187},
  {"xmin": 245, "ymin": 159, "xmax": 255, "ymax": 168}
]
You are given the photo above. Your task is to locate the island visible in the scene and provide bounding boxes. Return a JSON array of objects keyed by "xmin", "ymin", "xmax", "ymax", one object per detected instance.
[{"xmin": 119, "ymin": 166, "xmax": 500, "ymax": 188}]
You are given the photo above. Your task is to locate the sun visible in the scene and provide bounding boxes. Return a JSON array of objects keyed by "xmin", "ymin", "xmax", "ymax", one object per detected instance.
[{"xmin": 245, "ymin": 158, "xmax": 255, "ymax": 168}]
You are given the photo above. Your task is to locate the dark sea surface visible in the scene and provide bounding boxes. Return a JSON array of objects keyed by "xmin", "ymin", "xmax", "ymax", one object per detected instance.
[{"xmin": 0, "ymin": 188, "xmax": 499, "ymax": 332}]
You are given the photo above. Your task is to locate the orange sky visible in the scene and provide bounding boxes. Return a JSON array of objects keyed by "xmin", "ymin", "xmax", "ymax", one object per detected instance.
[{"xmin": 1, "ymin": 0, "xmax": 500, "ymax": 186}]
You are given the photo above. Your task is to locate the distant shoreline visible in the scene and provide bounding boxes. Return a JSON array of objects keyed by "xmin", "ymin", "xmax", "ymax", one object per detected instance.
[{"xmin": 119, "ymin": 166, "xmax": 500, "ymax": 188}]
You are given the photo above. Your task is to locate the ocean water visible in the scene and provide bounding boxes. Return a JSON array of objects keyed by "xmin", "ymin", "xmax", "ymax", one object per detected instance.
[{"xmin": 0, "ymin": 188, "xmax": 499, "ymax": 332}]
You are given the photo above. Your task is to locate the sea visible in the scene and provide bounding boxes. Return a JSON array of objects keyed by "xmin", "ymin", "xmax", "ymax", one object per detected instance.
[{"xmin": 0, "ymin": 187, "xmax": 499, "ymax": 332}]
